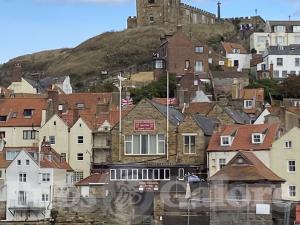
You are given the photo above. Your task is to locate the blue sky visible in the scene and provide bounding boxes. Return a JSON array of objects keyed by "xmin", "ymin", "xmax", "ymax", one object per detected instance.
[{"xmin": 0, "ymin": 0, "xmax": 300, "ymax": 63}]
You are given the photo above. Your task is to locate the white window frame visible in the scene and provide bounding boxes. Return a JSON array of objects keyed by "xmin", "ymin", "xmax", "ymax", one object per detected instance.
[
  {"xmin": 153, "ymin": 169, "xmax": 160, "ymax": 180},
  {"xmin": 288, "ymin": 160, "xmax": 296, "ymax": 173},
  {"xmin": 120, "ymin": 169, "xmax": 128, "ymax": 180},
  {"xmin": 42, "ymin": 193, "xmax": 49, "ymax": 202},
  {"xmin": 124, "ymin": 134, "xmax": 165, "ymax": 155},
  {"xmin": 49, "ymin": 135, "xmax": 55, "ymax": 145},
  {"xmin": 142, "ymin": 169, "xmax": 148, "ymax": 180},
  {"xmin": 110, "ymin": 169, "xmax": 116, "ymax": 181},
  {"xmin": 132, "ymin": 169, "xmax": 138, "ymax": 180},
  {"xmin": 164, "ymin": 169, "xmax": 171, "ymax": 180},
  {"xmin": 220, "ymin": 136, "xmax": 231, "ymax": 146},
  {"xmin": 285, "ymin": 141, "xmax": 292, "ymax": 149},
  {"xmin": 244, "ymin": 100, "xmax": 253, "ymax": 109},
  {"xmin": 183, "ymin": 134, "xmax": 197, "ymax": 154},
  {"xmin": 77, "ymin": 136, "xmax": 84, "ymax": 144},
  {"xmin": 219, "ymin": 158, "xmax": 226, "ymax": 170},
  {"xmin": 252, "ymin": 133, "xmax": 263, "ymax": 144},
  {"xmin": 178, "ymin": 168, "xmax": 185, "ymax": 180},
  {"xmin": 289, "ymin": 185, "xmax": 296, "ymax": 197},
  {"xmin": 293, "ymin": 26, "xmax": 300, "ymax": 32},
  {"xmin": 195, "ymin": 46, "xmax": 204, "ymax": 53},
  {"xmin": 42, "ymin": 173, "xmax": 50, "ymax": 182},
  {"xmin": 77, "ymin": 153, "xmax": 84, "ymax": 161},
  {"xmin": 274, "ymin": 26, "xmax": 286, "ymax": 32},
  {"xmin": 73, "ymin": 171, "xmax": 83, "ymax": 182},
  {"xmin": 19, "ymin": 173, "xmax": 27, "ymax": 182}
]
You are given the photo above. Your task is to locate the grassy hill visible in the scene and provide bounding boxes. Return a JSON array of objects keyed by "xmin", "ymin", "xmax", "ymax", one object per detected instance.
[{"xmin": 0, "ymin": 22, "xmax": 236, "ymax": 88}]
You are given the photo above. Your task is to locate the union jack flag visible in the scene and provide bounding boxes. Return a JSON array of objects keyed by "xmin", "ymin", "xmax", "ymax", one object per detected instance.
[{"xmin": 121, "ymin": 98, "xmax": 133, "ymax": 106}]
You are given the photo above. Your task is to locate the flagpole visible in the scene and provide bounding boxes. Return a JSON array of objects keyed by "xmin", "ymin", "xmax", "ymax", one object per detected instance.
[
  {"xmin": 118, "ymin": 72, "xmax": 122, "ymax": 161},
  {"xmin": 166, "ymin": 70, "xmax": 169, "ymax": 161}
]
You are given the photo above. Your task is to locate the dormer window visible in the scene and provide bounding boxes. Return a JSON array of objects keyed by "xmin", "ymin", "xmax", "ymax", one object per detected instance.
[
  {"xmin": 23, "ymin": 109, "xmax": 33, "ymax": 118},
  {"xmin": 232, "ymin": 49, "xmax": 240, "ymax": 54},
  {"xmin": 293, "ymin": 26, "xmax": 300, "ymax": 33},
  {"xmin": 244, "ymin": 100, "xmax": 253, "ymax": 109},
  {"xmin": 274, "ymin": 25, "xmax": 286, "ymax": 32},
  {"xmin": 252, "ymin": 133, "xmax": 263, "ymax": 144},
  {"xmin": 221, "ymin": 136, "xmax": 231, "ymax": 146}
]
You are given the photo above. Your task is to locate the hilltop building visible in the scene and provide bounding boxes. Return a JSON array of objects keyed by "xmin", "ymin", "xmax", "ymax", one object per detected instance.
[{"xmin": 127, "ymin": 0, "xmax": 216, "ymax": 29}]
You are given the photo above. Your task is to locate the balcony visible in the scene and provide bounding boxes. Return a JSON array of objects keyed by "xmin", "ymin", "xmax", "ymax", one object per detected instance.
[{"xmin": 8, "ymin": 200, "xmax": 47, "ymax": 216}]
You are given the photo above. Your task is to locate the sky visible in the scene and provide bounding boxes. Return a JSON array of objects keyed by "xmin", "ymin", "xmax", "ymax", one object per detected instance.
[{"xmin": 1, "ymin": 0, "xmax": 300, "ymax": 63}]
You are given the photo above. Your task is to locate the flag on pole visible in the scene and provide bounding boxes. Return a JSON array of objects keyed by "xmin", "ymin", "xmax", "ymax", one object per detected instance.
[{"xmin": 121, "ymin": 98, "xmax": 133, "ymax": 106}]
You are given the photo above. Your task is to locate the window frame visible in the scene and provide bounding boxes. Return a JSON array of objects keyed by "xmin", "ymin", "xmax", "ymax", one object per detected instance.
[
  {"xmin": 42, "ymin": 173, "xmax": 51, "ymax": 182},
  {"xmin": 19, "ymin": 173, "xmax": 27, "ymax": 182},
  {"xmin": 49, "ymin": 136, "xmax": 56, "ymax": 145},
  {"xmin": 23, "ymin": 130, "xmax": 36, "ymax": 140},
  {"xmin": 252, "ymin": 133, "xmax": 263, "ymax": 144},
  {"xmin": 124, "ymin": 134, "xmax": 165, "ymax": 155},
  {"xmin": 289, "ymin": 185, "xmax": 296, "ymax": 197},
  {"xmin": 219, "ymin": 158, "xmax": 226, "ymax": 170},
  {"xmin": 77, "ymin": 136, "xmax": 84, "ymax": 144},
  {"xmin": 285, "ymin": 141, "xmax": 292, "ymax": 149},
  {"xmin": 244, "ymin": 100, "xmax": 253, "ymax": 109},
  {"xmin": 220, "ymin": 136, "xmax": 231, "ymax": 146},
  {"xmin": 288, "ymin": 160, "xmax": 296, "ymax": 173},
  {"xmin": 195, "ymin": 46, "xmax": 204, "ymax": 53},
  {"xmin": 77, "ymin": 153, "xmax": 84, "ymax": 161},
  {"xmin": 183, "ymin": 134, "xmax": 197, "ymax": 154}
]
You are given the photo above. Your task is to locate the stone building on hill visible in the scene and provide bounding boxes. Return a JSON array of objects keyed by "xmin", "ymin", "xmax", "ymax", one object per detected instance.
[{"xmin": 127, "ymin": 0, "xmax": 216, "ymax": 29}]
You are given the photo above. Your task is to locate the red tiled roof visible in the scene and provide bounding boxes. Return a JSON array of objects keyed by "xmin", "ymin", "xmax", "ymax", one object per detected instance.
[
  {"xmin": 0, "ymin": 152, "xmax": 11, "ymax": 168},
  {"xmin": 0, "ymin": 98, "xmax": 47, "ymax": 127},
  {"xmin": 185, "ymin": 102, "xmax": 216, "ymax": 115},
  {"xmin": 75, "ymin": 172, "xmax": 109, "ymax": 186},
  {"xmin": 222, "ymin": 42, "xmax": 247, "ymax": 54},
  {"xmin": 40, "ymin": 144, "xmax": 73, "ymax": 171},
  {"xmin": 207, "ymin": 123, "xmax": 280, "ymax": 152},
  {"xmin": 242, "ymin": 88, "xmax": 264, "ymax": 102},
  {"xmin": 209, "ymin": 151, "xmax": 285, "ymax": 182},
  {"xmin": 152, "ymin": 98, "xmax": 178, "ymax": 106}
]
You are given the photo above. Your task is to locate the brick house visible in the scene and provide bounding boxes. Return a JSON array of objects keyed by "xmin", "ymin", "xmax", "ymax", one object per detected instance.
[{"xmin": 154, "ymin": 27, "xmax": 210, "ymax": 79}]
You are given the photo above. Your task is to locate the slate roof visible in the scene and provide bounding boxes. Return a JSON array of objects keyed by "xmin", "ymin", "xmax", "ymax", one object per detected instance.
[
  {"xmin": 267, "ymin": 45, "xmax": 300, "ymax": 55},
  {"xmin": 224, "ymin": 107, "xmax": 251, "ymax": 124},
  {"xmin": 208, "ymin": 151, "xmax": 285, "ymax": 183},
  {"xmin": 151, "ymin": 100, "xmax": 184, "ymax": 126},
  {"xmin": 192, "ymin": 114, "xmax": 218, "ymax": 136},
  {"xmin": 75, "ymin": 173, "xmax": 109, "ymax": 186},
  {"xmin": 267, "ymin": 20, "xmax": 300, "ymax": 33},
  {"xmin": 207, "ymin": 123, "xmax": 280, "ymax": 152}
]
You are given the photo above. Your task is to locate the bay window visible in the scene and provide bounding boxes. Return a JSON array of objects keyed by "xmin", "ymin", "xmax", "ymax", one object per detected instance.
[{"xmin": 124, "ymin": 134, "xmax": 165, "ymax": 155}]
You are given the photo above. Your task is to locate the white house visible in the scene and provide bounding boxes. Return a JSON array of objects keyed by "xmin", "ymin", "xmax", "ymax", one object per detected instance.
[
  {"xmin": 263, "ymin": 44, "xmax": 300, "ymax": 78},
  {"xmin": 221, "ymin": 42, "xmax": 252, "ymax": 71},
  {"xmin": 250, "ymin": 20, "xmax": 300, "ymax": 54},
  {"xmin": 7, "ymin": 78, "xmax": 37, "ymax": 94},
  {"xmin": 5, "ymin": 145, "xmax": 73, "ymax": 221},
  {"xmin": 0, "ymin": 98, "xmax": 47, "ymax": 147}
]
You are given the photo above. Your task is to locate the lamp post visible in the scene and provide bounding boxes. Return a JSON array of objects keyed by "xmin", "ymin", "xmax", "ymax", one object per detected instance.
[{"xmin": 115, "ymin": 73, "xmax": 126, "ymax": 161}]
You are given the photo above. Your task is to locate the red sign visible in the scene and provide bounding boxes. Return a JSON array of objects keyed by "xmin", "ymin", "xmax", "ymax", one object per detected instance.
[
  {"xmin": 138, "ymin": 181, "xmax": 159, "ymax": 192},
  {"xmin": 134, "ymin": 120, "xmax": 155, "ymax": 131}
]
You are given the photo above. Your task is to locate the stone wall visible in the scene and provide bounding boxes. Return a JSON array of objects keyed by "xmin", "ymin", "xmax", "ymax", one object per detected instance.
[
  {"xmin": 210, "ymin": 212, "xmax": 273, "ymax": 225},
  {"xmin": 0, "ymin": 201, "xmax": 5, "ymax": 220}
]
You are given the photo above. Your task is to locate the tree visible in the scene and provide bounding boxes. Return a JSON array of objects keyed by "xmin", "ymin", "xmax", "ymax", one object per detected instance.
[
  {"xmin": 130, "ymin": 74, "xmax": 176, "ymax": 103},
  {"xmin": 279, "ymin": 75, "xmax": 300, "ymax": 98}
]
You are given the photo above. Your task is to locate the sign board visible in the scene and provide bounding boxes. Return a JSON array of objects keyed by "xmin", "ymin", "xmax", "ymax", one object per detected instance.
[
  {"xmin": 219, "ymin": 61, "xmax": 225, "ymax": 66},
  {"xmin": 134, "ymin": 120, "xmax": 155, "ymax": 131},
  {"xmin": 256, "ymin": 204, "xmax": 270, "ymax": 215},
  {"xmin": 138, "ymin": 181, "xmax": 159, "ymax": 192}
]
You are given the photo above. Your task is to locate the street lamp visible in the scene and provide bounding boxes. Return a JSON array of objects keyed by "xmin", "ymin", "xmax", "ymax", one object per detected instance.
[{"xmin": 114, "ymin": 73, "xmax": 127, "ymax": 161}]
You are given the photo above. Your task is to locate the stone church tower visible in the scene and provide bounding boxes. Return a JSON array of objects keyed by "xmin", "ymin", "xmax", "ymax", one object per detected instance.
[
  {"xmin": 137, "ymin": 0, "xmax": 180, "ymax": 27},
  {"xmin": 127, "ymin": 0, "xmax": 216, "ymax": 29}
]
